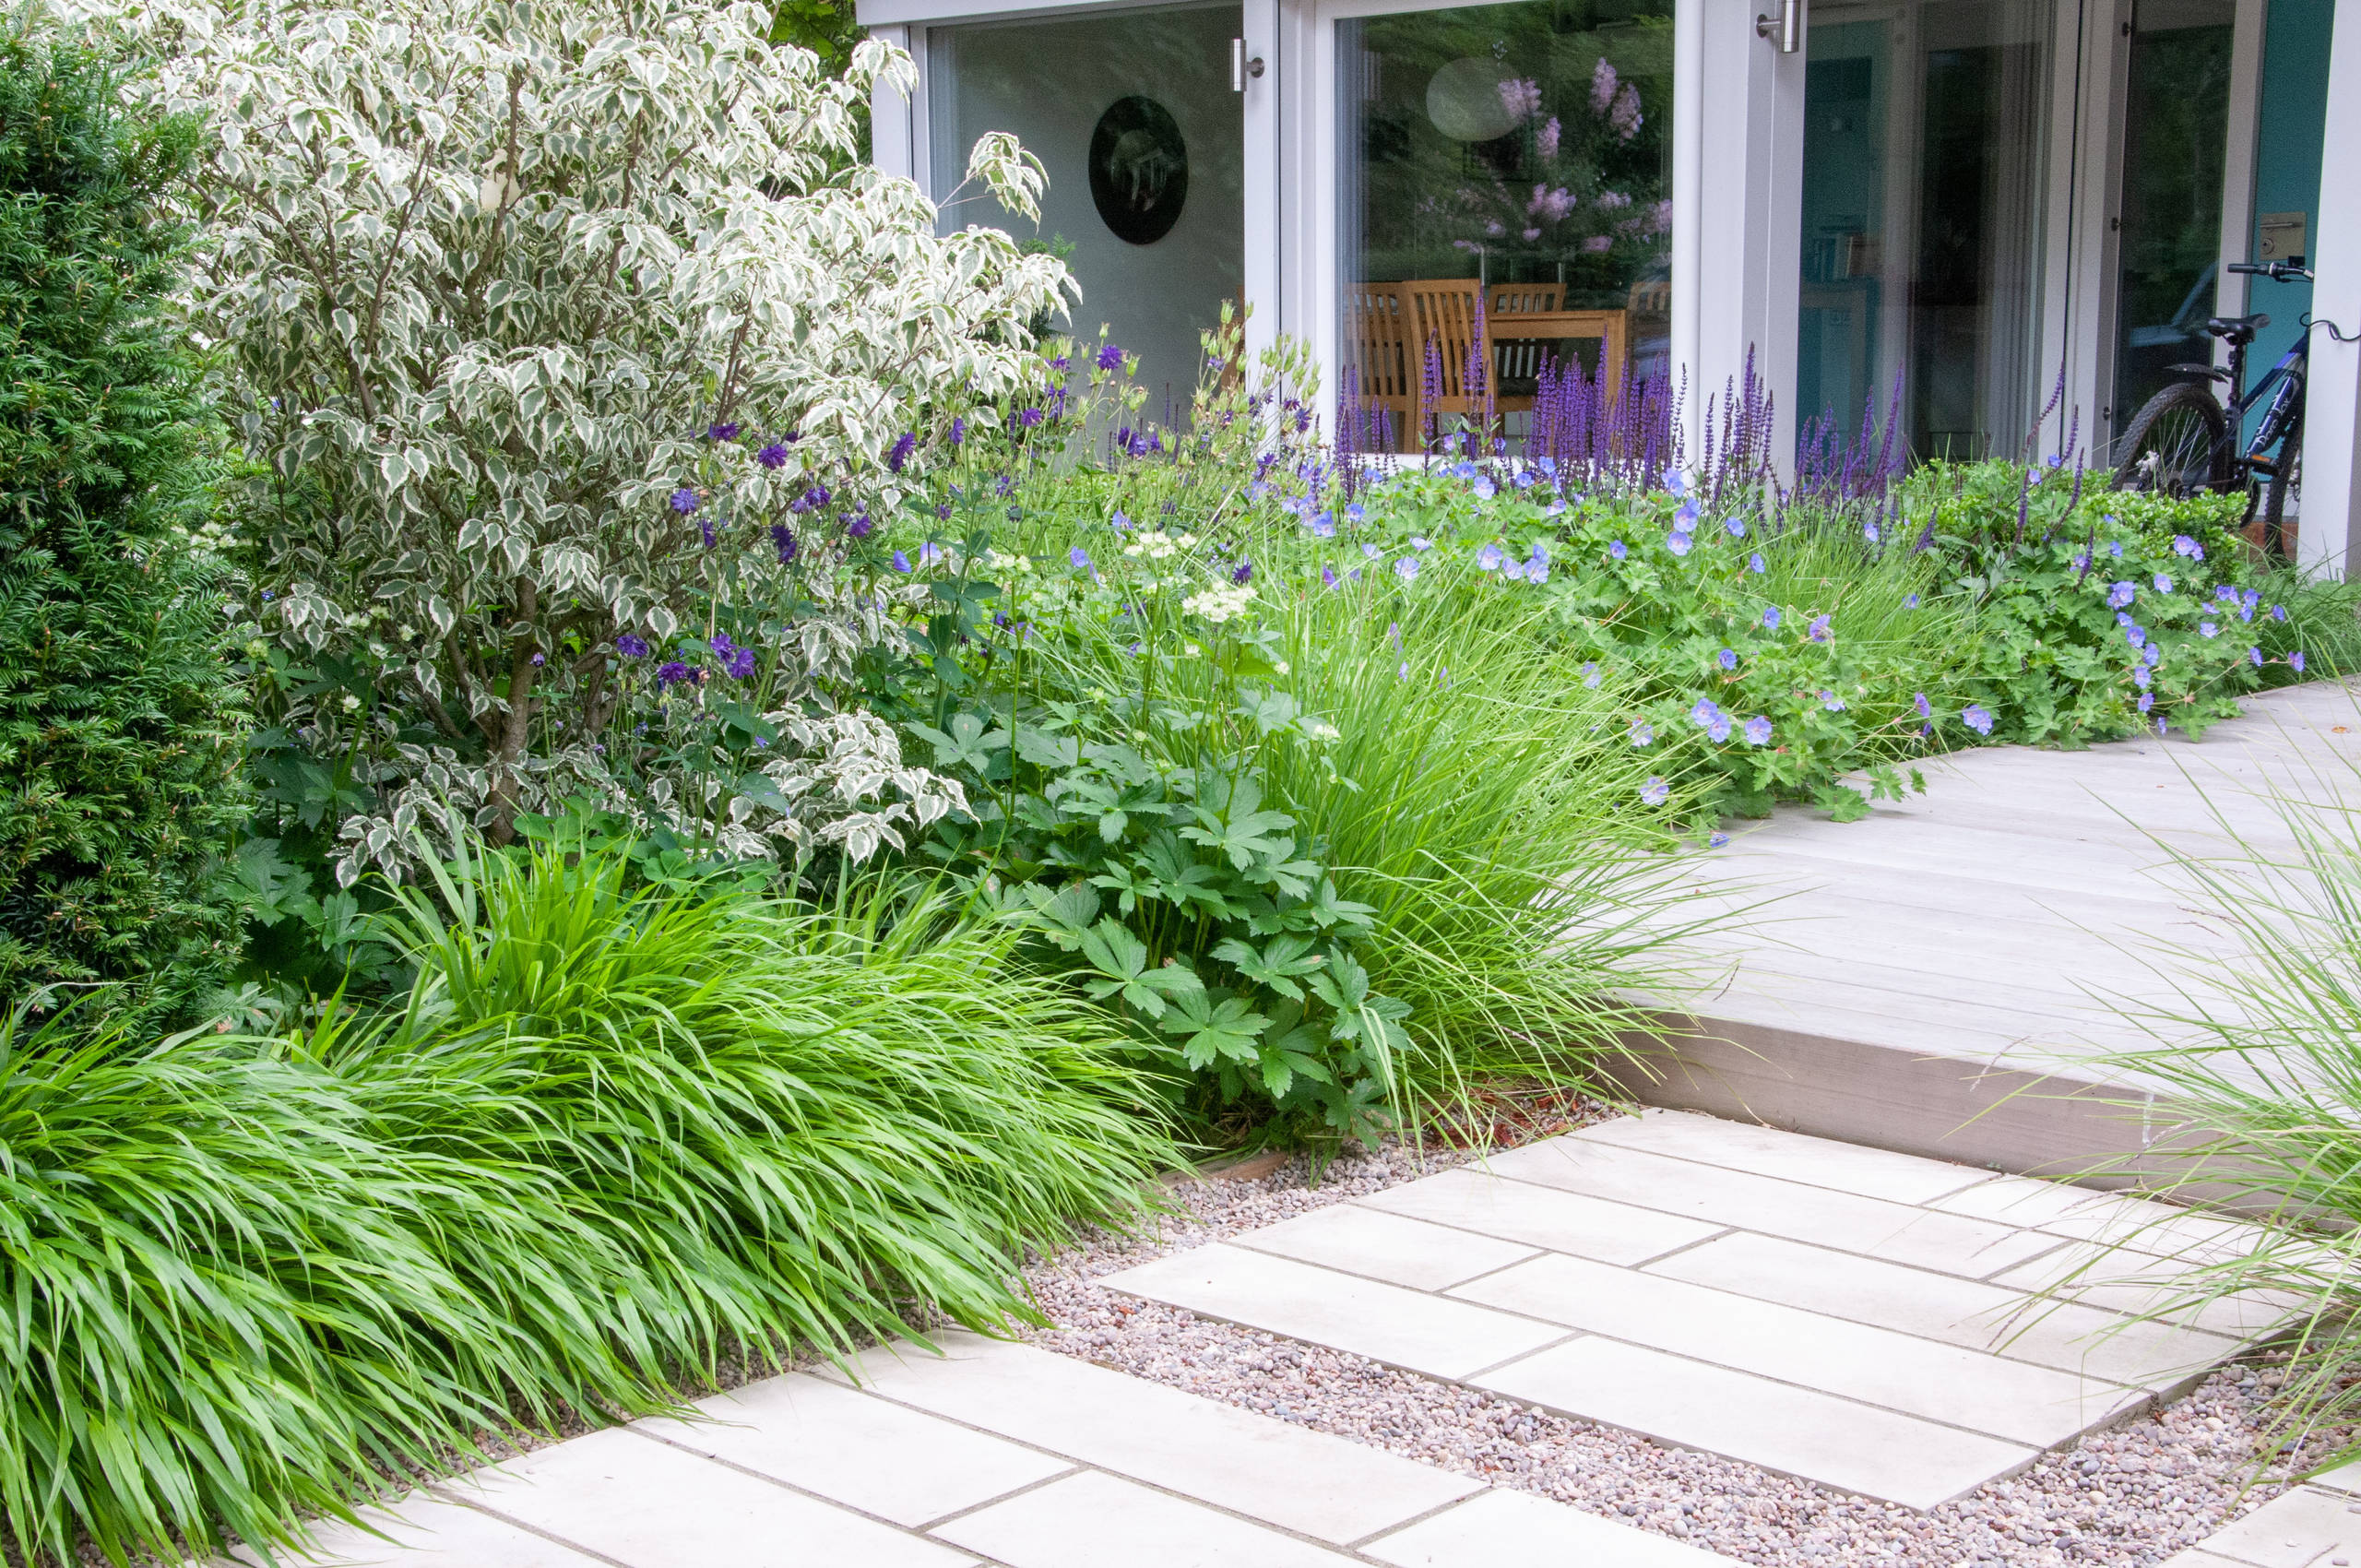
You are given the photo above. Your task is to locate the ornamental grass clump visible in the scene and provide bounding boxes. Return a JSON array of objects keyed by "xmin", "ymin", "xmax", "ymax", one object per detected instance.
[{"xmin": 0, "ymin": 845, "xmax": 1169, "ymax": 1566}]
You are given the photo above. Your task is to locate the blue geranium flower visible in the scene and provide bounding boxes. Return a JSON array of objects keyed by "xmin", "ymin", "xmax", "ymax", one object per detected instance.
[
  {"xmin": 2153, "ymin": 573, "xmax": 2174, "ymax": 593},
  {"xmin": 1641, "ymin": 776, "xmax": 1670, "ymax": 805},
  {"xmin": 1904, "ymin": 594, "xmax": 1919, "ymax": 609},
  {"xmin": 2106, "ymin": 580, "xmax": 2136, "ymax": 609},
  {"xmin": 2293, "ymin": 650, "xmax": 2308, "ymax": 672},
  {"xmin": 1630, "ymin": 719, "xmax": 1654, "ymax": 746},
  {"xmin": 1820, "ymin": 690, "xmax": 1845, "ymax": 712},
  {"xmin": 1749, "ymin": 552, "xmax": 1767, "ymax": 574},
  {"xmin": 1472, "ymin": 475, "xmax": 1497, "ymax": 500},
  {"xmin": 891, "ymin": 550, "xmax": 911, "ymax": 573},
  {"xmin": 1963, "ymin": 704, "xmax": 1994, "ymax": 735},
  {"xmin": 1608, "ymin": 540, "xmax": 1629, "ymax": 561},
  {"xmin": 1914, "ymin": 692, "xmax": 1932, "ymax": 719},
  {"xmin": 1477, "ymin": 542, "xmax": 1505, "ymax": 571},
  {"xmin": 1708, "ymin": 831, "xmax": 1730, "ymax": 848},
  {"xmin": 2200, "ymin": 621, "xmax": 2218, "ymax": 638},
  {"xmin": 1717, "ymin": 648, "xmax": 1738, "ymax": 671},
  {"xmin": 1743, "ymin": 715, "xmax": 1773, "ymax": 745},
  {"xmin": 1667, "ymin": 530, "xmax": 1693, "ymax": 557},
  {"xmin": 1807, "ymin": 614, "xmax": 1833, "ymax": 643},
  {"xmin": 1311, "ymin": 511, "xmax": 1336, "ymax": 538},
  {"xmin": 1394, "ymin": 556, "xmax": 1420, "ymax": 582},
  {"xmin": 1762, "ymin": 607, "xmax": 1782, "ymax": 631},
  {"xmin": 1583, "ymin": 662, "xmax": 1603, "ymax": 689},
  {"xmin": 2173, "ymin": 534, "xmax": 2203, "ymax": 560},
  {"xmin": 1725, "ymin": 516, "xmax": 1747, "ymax": 539}
]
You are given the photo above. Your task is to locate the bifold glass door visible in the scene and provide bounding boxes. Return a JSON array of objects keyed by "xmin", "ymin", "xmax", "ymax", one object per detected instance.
[
  {"xmin": 1335, "ymin": 0, "xmax": 1675, "ymax": 452},
  {"xmin": 1797, "ymin": 0, "xmax": 2055, "ymax": 458},
  {"xmin": 927, "ymin": 4, "xmax": 1245, "ymax": 401}
]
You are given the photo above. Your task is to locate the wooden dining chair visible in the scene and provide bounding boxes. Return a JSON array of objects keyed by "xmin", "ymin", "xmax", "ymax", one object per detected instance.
[
  {"xmin": 1399, "ymin": 279, "xmax": 1488, "ymax": 440},
  {"xmin": 1340, "ymin": 282, "xmax": 1413, "ymax": 451}
]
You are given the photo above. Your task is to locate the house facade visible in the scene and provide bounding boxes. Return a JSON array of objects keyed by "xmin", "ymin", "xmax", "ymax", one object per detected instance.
[{"xmin": 859, "ymin": 0, "xmax": 2361, "ymax": 572}]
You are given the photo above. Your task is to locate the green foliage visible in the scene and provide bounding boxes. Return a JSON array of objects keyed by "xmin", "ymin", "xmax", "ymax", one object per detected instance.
[
  {"xmin": 0, "ymin": 39, "xmax": 243, "ymax": 1014},
  {"xmin": 0, "ymin": 846, "xmax": 1168, "ymax": 1564},
  {"xmin": 1904, "ymin": 464, "xmax": 2280, "ymax": 744}
]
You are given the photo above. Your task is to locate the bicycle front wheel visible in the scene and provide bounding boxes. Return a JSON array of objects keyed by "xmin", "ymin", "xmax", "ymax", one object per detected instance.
[{"xmin": 2112, "ymin": 382, "xmax": 2230, "ymax": 497}]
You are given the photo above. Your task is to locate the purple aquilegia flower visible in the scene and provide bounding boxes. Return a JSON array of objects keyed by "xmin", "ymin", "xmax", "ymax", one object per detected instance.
[
  {"xmin": 699, "ymin": 516, "xmax": 717, "ymax": 551},
  {"xmin": 891, "ymin": 550, "xmax": 912, "ymax": 573},
  {"xmin": 2173, "ymin": 534, "xmax": 2203, "ymax": 559},
  {"xmin": 1232, "ymin": 560, "xmax": 1253, "ymax": 585},
  {"xmin": 670, "ymin": 486, "xmax": 700, "ymax": 514},
  {"xmin": 756, "ymin": 442, "xmax": 791, "ymax": 469},
  {"xmin": 710, "ymin": 635, "xmax": 757, "ymax": 681},
  {"xmin": 706, "ymin": 421, "xmax": 741, "ymax": 442},
  {"xmin": 771, "ymin": 524, "xmax": 798, "ymax": 564},
  {"xmin": 886, "ymin": 433, "xmax": 918, "ymax": 472},
  {"xmin": 1749, "ymin": 552, "xmax": 1767, "ymax": 574},
  {"xmin": 2200, "ymin": 621, "xmax": 2218, "ymax": 639},
  {"xmin": 1807, "ymin": 614, "xmax": 1833, "ymax": 643},
  {"xmin": 1097, "ymin": 341, "xmax": 1126, "ymax": 372},
  {"xmin": 1013, "ymin": 408, "xmax": 1045, "ymax": 430},
  {"xmin": 1762, "ymin": 607, "xmax": 1782, "ymax": 630},
  {"xmin": 1630, "ymin": 720, "xmax": 1654, "ymax": 746},
  {"xmin": 1914, "ymin": 692, "xmax": 1932, "ymax": 719},
  {"xmin": 529, "ymin": 651, "xmax": 545, "ymax": 667},
  {"xmin": 1477, "ymin": 542, "xmax": 1505, "ymax": 571},
  {"xmin": 655, "ymin": 659, "xmax": 695, "ymax": 689},
  {"xmin": 1717, "ymin": 648, "xmax": 1738, "ymax": 671},
  {"xmin": 845, "ymin": 513, "xmax": 874, "ymax": 540},
  {"xmin": 1667, "ymin": 530, "xmax": 1693, "ymax": 557},
  {"xmin": 616, "ymin": 634, "xmax": 650, "ymax": 659},
  {"xmin": 2292, "ymin": 650, "xmax": 2308, "ymax": 672},
  {"xmin": 1641, "ymin": 776, "xmax": 1670, "ymax": 806},
  {"xmin": 2153, "ymin": 573, "xmax": 2175, "ymax": 593},
  {"xmin": 1963, "ymin": 704, "xmax": 1994, "ymax": 735},
  {"xmin": 948, "ymin": 416, "xmax": 967, "ymax": 446},
  {"xmin": 2106, "ymin": 581, "xmax": 2136, "ymax": 609},
  {"xmin": 1608, "ymin": 540, "xmax": 1629, "ymax": 561},
  {"xmin": 1394, "ymin": 556, "xmax": 1420, "ymax": 582},
  {"xmin": 1742, "ymin": 715, "xmax": 1773, "ymax": 745}
]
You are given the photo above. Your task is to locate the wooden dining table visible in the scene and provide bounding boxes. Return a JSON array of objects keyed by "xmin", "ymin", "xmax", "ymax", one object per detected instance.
[{"xmin": 1483, "ymin": 307, "xmax": 1629, "ymax": 402}]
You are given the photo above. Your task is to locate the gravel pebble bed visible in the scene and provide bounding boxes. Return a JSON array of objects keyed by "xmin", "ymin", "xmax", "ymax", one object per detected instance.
[{"xmin": 1022, "ymin": 1134, "xmax": 2350, "ymax": 1568}]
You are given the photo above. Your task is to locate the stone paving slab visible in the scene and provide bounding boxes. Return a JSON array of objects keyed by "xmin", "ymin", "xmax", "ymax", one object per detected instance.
[
  {"xmin": 1362, "ymin": 1487, "xmax": 1729, "ymax": 1567},
  {"xmin": 225, "ymin": 1332, "xmax": 1722, "ymax": 1568},
  {"xmin": 1646, "ymin": 1231, "xmax": 2241, "ymax": 1392},
  {"xmin": 2159, "ymin": 1485, "xmax": 2361, "ymax": 1567},
  {"xmin": 1097, "ymin": 1241, "xmax": 1570, "ymax": 1379},
  {"xmin": 1104, "ymin": 1110, "xmax": 2279, "ymax": 1512},
  {"xmin": 1472, "ymin": 1335, "xmax": 2037, "ymax": 1511}
]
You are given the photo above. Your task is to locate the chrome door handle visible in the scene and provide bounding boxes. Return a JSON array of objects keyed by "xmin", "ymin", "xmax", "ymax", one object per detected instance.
[
  {"xmin": 1756, "ymin": 0, "xmax": 1803, "ymax": 52},
  {"xmin": 1231, "ymin": 37, "xmax": 1265, "ymax": 92}
]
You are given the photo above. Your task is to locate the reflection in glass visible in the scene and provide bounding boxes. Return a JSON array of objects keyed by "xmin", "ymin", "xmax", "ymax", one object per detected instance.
[
  {"xmin": 1337, "ymin": 0, "xmax": 1674, "ymax": 453},
  {"xmin": 1796, "ymin": 0, "xmax": 2054, "ymax": 462},
  {"xmin": 2109, "ymin": 0, "xmax": 2234, "ymax": 442},
  {"xmin": 929, "ymin": 6, "xmax": 1242, "ymax": 400}
]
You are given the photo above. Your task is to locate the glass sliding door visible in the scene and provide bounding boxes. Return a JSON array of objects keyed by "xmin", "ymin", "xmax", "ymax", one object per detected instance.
[
  {"xmin": 2109, "ymin": 0, "xmax": 2235, "ymax": 442},
  {"xmin": 1335, "ymin": 0, "xmax": 1675, "ymax": 452},
  {"xmin": 1796, "ymin": 0, "xmax": 2056, "ymax": 460},
  {"xmin": 928, "ymin": 4, "xmax": 1244, "ymax": 404}
]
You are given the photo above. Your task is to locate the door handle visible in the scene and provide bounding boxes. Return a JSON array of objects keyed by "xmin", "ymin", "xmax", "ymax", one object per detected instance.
[
  {"xmin": 1231, "ymin": 37, "xmax": 1265, "ymax": 92},
  {"xmin": 1756, "ymin": 0, "xmax": 1803, "ymax": 52}
]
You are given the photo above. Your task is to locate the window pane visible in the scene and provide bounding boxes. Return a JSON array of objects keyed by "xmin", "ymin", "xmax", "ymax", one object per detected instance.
[
  {"xmin": 1337, "ymin": 0, "xmax": 1675, "ymax": 453},
  {"xmin": 1797, "ymin": 0, "xmax": 2056, "ymax": 461},
  {"xmin": 928, "ymin": 6, "xmax": 1244, "ymax": 398},
  {"xmin": 2110, "ymin": 0, "xmax": 2234, "ymax": 441}
]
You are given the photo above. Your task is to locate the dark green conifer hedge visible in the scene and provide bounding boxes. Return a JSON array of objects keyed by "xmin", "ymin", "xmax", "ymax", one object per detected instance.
[{"xmin": 0, "ymin": 38, "xmax": 243, "ymax": 1016}]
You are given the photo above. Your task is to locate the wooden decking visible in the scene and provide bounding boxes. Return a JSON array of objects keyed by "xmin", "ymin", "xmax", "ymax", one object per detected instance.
[{"xmin": 1625, "ymin": 679, "xmax": 2361, "ymax": 1177}]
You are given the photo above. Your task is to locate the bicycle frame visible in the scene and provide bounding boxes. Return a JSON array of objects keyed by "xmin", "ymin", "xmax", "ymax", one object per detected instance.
[{"xmin": 2223, "ymin": 335, "xmax": 2308, "ymax": 471}]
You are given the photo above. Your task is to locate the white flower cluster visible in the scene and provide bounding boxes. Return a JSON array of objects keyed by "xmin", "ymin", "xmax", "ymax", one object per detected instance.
[
  {"xmin": 1123, "ymin": 529, "xmax": 1198, "ymax": 561},
  {"xmin": 1181, "ymin": 580, "xmax": 1256, "ymax": 624}
]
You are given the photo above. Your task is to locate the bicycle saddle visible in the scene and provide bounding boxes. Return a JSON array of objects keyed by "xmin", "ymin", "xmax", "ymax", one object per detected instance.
[{"xmin": 2205, "ymin": 313, "xmax": 2269, "ymax": 343}]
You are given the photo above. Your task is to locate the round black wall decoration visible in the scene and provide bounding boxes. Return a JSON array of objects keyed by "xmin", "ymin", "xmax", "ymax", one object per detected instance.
[{"xmin": 1088, "ymin": 95, "xmax": 1189, "ymax": 245}]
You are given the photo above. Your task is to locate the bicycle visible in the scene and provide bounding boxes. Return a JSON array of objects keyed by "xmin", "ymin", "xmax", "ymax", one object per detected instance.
[{"xmin": 2111, "ymin": 259, "xmax": 2319, "ymax": 556}]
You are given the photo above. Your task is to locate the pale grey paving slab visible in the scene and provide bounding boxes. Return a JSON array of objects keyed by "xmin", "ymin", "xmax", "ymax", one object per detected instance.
[
  {"xmin": 829, "ymin": 1332, "xmax": 1481, "ymax": 1543},
  {"xmin": 1228, "ymin": 1203, "xmax": 1540, "ymax": 1291},
  {"xmin": 2157, "ymin": 1554, "xmax": 2280, "ymax": 1568},
  {"xmin": 1570, "ymin": 1109, "xmax": 2005, "ymax": 1205},
  {"xmin": 1357, "ymin": 1165, "xmax": 1723, "ymax": 1264},
  {"xmin": 1103, "ymin": 1241, "xmax": 1568, "ymax": 1381},
  {"xmin": 1647, "ymin": 1230, "xmax": 2243, "ymax": 1391},
  {"xmin": 1361, "ymin": 1487, "xmax": 1732, "ymax": 1567},
  {"xmin": 1934, "ymin": 1175, "xmax": 2265, "ymax": 1263},
  {"xmin": 2307, "ymin": 1460, "xmax": 2361, "ymax": 1494},
  {"xmin": 2188, "ymin": 1486, "xmax": 2360, "ymax": 1566},
  {"xmin": 1451, "ymin": 1251, "xmax": 2138, "ymax": 1447},
  {"xmin": 1484, "ymin": 1137, "xmax": 2066, "ymax": 1279},
  {"xmin": 447, "ymin": 1427, "xmax": 974, "ymax": 1568},
  {"xmin": 632, "ymin": 1369, "xmax": 1067, "ymax": 1527},
  {"xmin": 931, "ymin": 1470, "xmax": 1356, "ymax": 1568},
  {"xmin": 1472, "ymin": 1336, "xmax": 2036, "ymax": 1510},
  {"xmin": 1990, "ymin": 1241, "xmax": 2308, "ymax": 1339},
  {"xmin": 229, "ymin": 1495, "xmax": 605, "ymax": 1568}
]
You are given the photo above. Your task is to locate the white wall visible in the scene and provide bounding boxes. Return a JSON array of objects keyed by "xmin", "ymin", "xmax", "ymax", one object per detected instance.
[{"xmin": 2298, "ymin": 0, "xmax": 2360, "ymax": 576}]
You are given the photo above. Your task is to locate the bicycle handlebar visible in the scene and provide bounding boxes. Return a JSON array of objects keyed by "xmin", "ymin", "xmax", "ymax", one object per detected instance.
[{"xmin": 2230, "ymin": 260, "xmax": 2314, "ymax": 282}]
